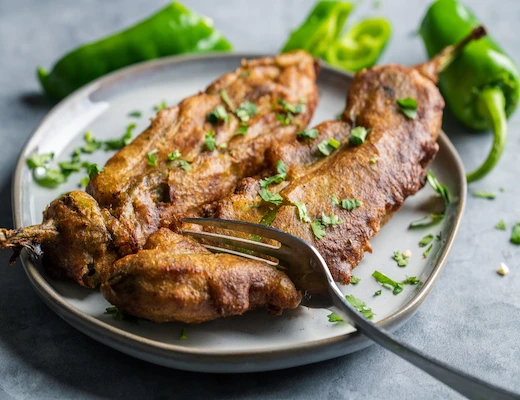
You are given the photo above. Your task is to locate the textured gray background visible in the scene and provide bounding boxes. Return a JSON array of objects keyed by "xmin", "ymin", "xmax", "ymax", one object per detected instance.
[{"xmin": 1, "ymin": 0, "xmax": 519, "ymax": 399}]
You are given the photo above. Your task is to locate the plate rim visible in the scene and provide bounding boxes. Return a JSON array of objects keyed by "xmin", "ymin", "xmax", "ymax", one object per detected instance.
[{"xmin": 12, "ymin": 52, "xmax": 467, "ymax": 371}]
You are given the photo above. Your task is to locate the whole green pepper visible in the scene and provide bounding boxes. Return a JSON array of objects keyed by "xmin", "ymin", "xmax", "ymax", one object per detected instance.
[
  {"xmin": 420, "ymin": 0, "xmax": 520, "ymax": 182},
  {"xmin": 281, "ymin": 1, "xmax": 353, "ymax": 56},
  {"xmin": 281, "ymin": 1, "xmax": 391, "ymax": 72},
  {"xmin": 38, "ymin": 2, "xmax": 232, "ymax": 100},
  {"xmin": 323, "ymin": 18, "xmax": 391, "ymax": 72}
]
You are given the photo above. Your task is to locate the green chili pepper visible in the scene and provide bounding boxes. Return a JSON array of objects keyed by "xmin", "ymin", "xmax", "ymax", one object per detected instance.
[
  {"xmin": 281, "ymin": 1, "xmax": 353, "ymax": 56},
  {"xmin": 323, "ymin": 18, "xmax": 391, "ymax": 72},
  {"xmin": 37, "ymin": 2, "xmax": 232, "ymax": 99},
  {"xmin": 420, "ymin": 0, "xmax": 520, "ymax": 182},
  {"xmin": 281, "ymin": 1, "xmax": 391, "ymax": 72}
]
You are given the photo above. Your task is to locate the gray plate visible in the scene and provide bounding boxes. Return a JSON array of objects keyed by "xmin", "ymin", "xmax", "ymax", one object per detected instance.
[{"xmin": 13, "ymin": 53, "xmax": 466, "ymax": 373}]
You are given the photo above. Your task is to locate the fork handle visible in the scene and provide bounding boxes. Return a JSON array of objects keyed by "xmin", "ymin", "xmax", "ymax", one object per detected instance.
[{"xmin": 330, "ymin": 288, "xmax": 520, "ymax": 400}]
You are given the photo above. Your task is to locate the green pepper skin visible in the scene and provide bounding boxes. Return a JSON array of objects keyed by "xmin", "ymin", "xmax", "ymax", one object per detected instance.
[
  {"xmin": 281, "ymin": 1, "xmax": 354, "ymax": 56},
  {"xmin": 38, "ymin": 2, "xmax": 232, "ymax": 99},
  {"xmin": 420, "ymin": 0, "xmax": 520, "ymax": 131},
  {"xmin": 323, "ymin": 18, "xmax": 391, "ymax": 72}
]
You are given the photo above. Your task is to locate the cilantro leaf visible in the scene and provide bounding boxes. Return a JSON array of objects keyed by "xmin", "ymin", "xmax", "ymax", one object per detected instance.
[
  {"xmin": 220, "ymin": 90, "xmax": 234, "ymax": 111},
  {"xmin": 349, "ymin": 126, "xmax": 370, "ymax": 146},
  {"xmin": 311, "ymin": 220, "xmax": 326, "ymax": 239},
  {"xmin": 259, "ymin": 160, "xmax": 287, "ymax": 188},
  {"xmin": 472, "ymin": 190, "xmax": 496, "ymax": 199},
  {"xmin": 58, "ymin": 161, "xmax": 82, "ymax": 175},
  {"xmin": 297, "ymin": 128, "xmax": 319, "ymax": 140},
  {"xmin": 426, "ymin": 170, "xmax": 451, "ymax": 208},
  {"xmin": 393, "ymin": 251, "xmax": 408, "ymax": 267},
  {"xmin": 81, "ymin": 131, "xmax": 102, "ymax": 154},
  {"xmin": 104, "ymin": 123, "xmax": 136, "ymax": 150},
  {"xmin": 204, "ymin": 130, "xmax": 216, "ymax": 151},
  {"xmin": 180, "ymin": 328, "xmax": 188, "ymax": 341},
  {"xmin": 369, "ymin": 157, "xmax": 378, "ymax": 164},
  {"xmin": 258, "ymin": 188, "xmax": 283, "ymax": 205},
  {"xmin": 318, "ymin": 138, "xmax": 341, "ymax": 156},
  {"xmin": 350, "ymin": 276, "xmax": 360, "ymax": 284},
  {"xmin": 27, "ymin": 152, "xmax": 54, "ymax": 169},
  {"xmin": 294, "ymin": 201, "xmax": 311, "ymax": 223},
  {"xmin": 278, "ymin": 99, "xmax": 305, "ymax": 115},
  {"xmin": 79, "ymin": 176, "xmax": 90, "ymax": 187},
  {"xmin": 154, "ymin": 100, "xmax": 167, "ymax": 112},
  {"xmin": 397, "ymin": 97, "xmax": 418, "ymax": 119},
  {"xmin": 511, "ymin": 222, "xmax": 520, "ymax": 245},
  {"xmin": 33, "ymin": 168, "xmax": 67, "ymax": 188},
  {"xmin": 235, "ymin": 125, "xmax": 248, "ymax": 136},
  {"xmin": 423, "ymin": 244, "xmax": 433, "ymax": 258},
  {"xmin": 128, "ymin": 110, "xmax": 142, "ymax": 118},
  {"xmin": 346, "ymin": 295, "xmax": 374, "ymax": 319},
  {"xmin": 235, "ymin": 101, "xmax": 257, "ymax": 123},
  {"xmin": 403, "ymin": 276, "xmax": 421, "ymax": 285},
  {"xmin": 168, "ymin": 150, "xmax": 181, "ymax": 161},
  {"xmin": 409, "ymin": 213, "xmax": 444, "ymax": 229},
  {"xmin": 146, "ymin": 149, "xmax": 159, "ymax": 166},
  {"xmin": 339, "ymin": 198, "xmax": 362, "ymax": 211},
  {"xmin": 320, "ymin": 212, "xmax": 343, "ymax": 227},
  {"xmin": 207, "ymin": 105, "xmax": 230, "ymax": 123},
  {"xmin": 85, "ymin": 163, "xmax": 103, "ymax": 178},
  {"xmin": 419, "ymin": 234, "xmax": 434, "ymax": 247},
  {"xmin": 372, "ymin": 270, "xmax": 404, "ymax": 295},
  {"xmin": 374, "ymin": 290, "xmax": 382, "ymax": 296},
  {"xmin": 176, "ymin": 160, "xmax": 191, "ymax": 171},
  {"xmin": 495, "ymin": 219, "xmax": 507, "ymax": 231},
  {"xmin": 327, "ymin": 313, "xmax": 343, "ymax": 322}
]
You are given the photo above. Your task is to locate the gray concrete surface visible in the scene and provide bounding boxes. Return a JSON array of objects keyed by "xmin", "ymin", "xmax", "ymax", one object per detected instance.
[{"xmin": 0, "ymin": 0, "xmax": 519, "ymax": 398}]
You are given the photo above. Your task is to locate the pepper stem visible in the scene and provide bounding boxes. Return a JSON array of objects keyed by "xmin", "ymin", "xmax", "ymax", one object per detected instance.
[
  {"xmin": 466, "ymin": 88, "xmax": 507, "ymax": 183},
  {"xmin": 416, "ymin": 25, "xmax": 487, "ymax": 81}
]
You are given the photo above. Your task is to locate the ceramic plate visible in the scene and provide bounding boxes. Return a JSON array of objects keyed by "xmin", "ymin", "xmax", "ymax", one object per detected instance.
[{"xmin": 13, "ymin": 53, "xmax": 466, "ymax": 373}]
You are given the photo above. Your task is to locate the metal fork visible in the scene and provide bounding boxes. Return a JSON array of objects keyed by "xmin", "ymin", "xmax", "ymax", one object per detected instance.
[{"xmin": 182, "ymin": 218, "xmax": 519, "ymax": 400}]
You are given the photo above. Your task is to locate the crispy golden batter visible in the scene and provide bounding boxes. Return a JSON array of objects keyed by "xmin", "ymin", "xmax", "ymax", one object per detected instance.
[{"xmin": 101, "ymin": 229, "xmax": 301, "ymax": 323}]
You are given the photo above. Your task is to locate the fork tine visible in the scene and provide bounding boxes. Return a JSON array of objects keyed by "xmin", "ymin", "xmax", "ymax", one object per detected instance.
[
  {"xmin": 182, "ymin": 229, "xmax": 282, "ymax": 259},
  {"xmin": 182, "ymin": 218, "xmax": 295, "ymax": 247},
  {"xmin": 200, "ymin": 244, "xmax": 279, "ymax": 266}
]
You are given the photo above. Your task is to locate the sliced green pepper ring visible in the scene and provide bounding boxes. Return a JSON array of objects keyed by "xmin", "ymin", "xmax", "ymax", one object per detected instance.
[{"xmin": 324, "ymin": 18, "xmax": 391, "ymax": 72}]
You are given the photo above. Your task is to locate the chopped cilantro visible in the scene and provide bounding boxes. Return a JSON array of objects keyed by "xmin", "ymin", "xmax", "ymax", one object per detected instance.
[
  {"xmin": 104, "ymin": 306, "xmax": 139, "ymax": 324},
  {"xmin": 258, "ymin": 188, "xmax": 283, "ymax": 205},
  {"xmin": 403, "ymin": 276, "xmax": 421, "ymax": 285},
  {"xmin": 27, "ymin": 152, "xmax": 54, "ymax": 169},
  {"xmin": 128, "ymin": 110, "xmax": 142, "ymax": 118},
  {"xmin": 104, "ymin": 123, "xmax": 135, "ymax": 150},
  {"xmin": 168, "ymin": 150, "xmax": 181, "ymax": 161},
  {"xmin": 495, "ymin": 219, "xmax": 507, "ymax": 231},
  {"xmin": 397, "ymin": 97, "xmax": 418, "ymax": 119},
  {"xmin": 235, "ymin": 125, "xmax": 249, "ymax": 136},
  {"xmin": 239, "ymin": 71, "xmax": 250, "ymax": 78},
  {"xmin": 419, "ymin": 234, "xmax": 434, "ymax": 247},
  {"xmin": 311, "ymin": 220, "xmax": 326, "ymax": 240},
  {"xmin": 426, "ymin": 170, "xmax": 451, "ymax": 208},
  {"xmin": 332, "ymin": 197, "xmax": 362, "ymax": 211},
  {"xmin": 511, "ymin": 222, "xmax": 520, "ymax": 245},
  {"xmin": 346, "ymin": 295, "xmax": 374, "ymax": 319},
  {"xmin": 180, "ymin": 328, "xmax": 188, "ymax": 341},
  {"xmin": 278, "ymin": 99, "xmax": 305, "ymax": 115},
  {"xmin": 259, "ymin": 160, "xmax": 287, "ymax": 188},
  {"xmin": 276, "ymin": 112, "xmax": 292, "ymax": 126},
  {"xmin": 327, "ymin": 313, "xmax": 343, "ymax": 322},
  {"xmin": 372, "ymin": 270, "xmax": 404, "ymax": 295},
  {"xmin": 207, "ymin": 105, "xmax": 230, "ymax": 123},
  {"xmin": 235, "ymin": 101, "xmax": 257, "ymax": 123},
  {"xmin": 350, "ymin": 276, "xmax": 360, "ymax": 284},
  {"xmin": 176, "ymin": 160, "xmax": 191, "ymax": 171},
  {"xmin": 58, "ymin": 161, "xmax": 82, "ymax": 175},
  {"xmin": 472, "ymin": 190, "xmax": 496, "ymax": 199},
  {"xmin": 393, "ymin": 251, "xmax": 408, "ymax": 267},
  {"xmin": 220, "ymin": 90, "xmax": 234, "ymax": 111},
  {"xmin": 320, "ymin": 212, "xmax": 343, "ymax": 227},
  {"xmin": 33, "ymin": 168, "xmax": 67, "ymax": 188},
  {"xmin": 409, "ymin": 213, "xmax": 444, "ymax": 229},
  {"xmin": 146, "ymin": 149, "xmax": 159, "ymax": 166},
  {"xmin": 349, "ymin": 126, "xmax": 370, "ymax": 146},
  {"xmin": 154, "ymin": 100, "xmax": 167, "ymax": 112},
  {"xmin": 423, "ymin": 244, "xmax": 433, "ymax": 258},
  {"xmin": 81, "ymin": 131, "xmax": 102, "ymax": 153},
  {"xmin": 297, "ymin": 128, "xmax": 319, "ymax": 140},
  {"xmin": 374, "ymin": 290, "xmax": 382, "ymax": 296},
  {"xmin": 294, "ymin": 201, "xmax": 311, "ymax": 223},
  {"xmin": 85, "ymin": 163, "xmax": 103, "ymax": 178},
  {"xmin": 204, "ymin": 130, "xmax": 217, "ymax": 151},
  {"xmin": 79, "ymin": 176, "xmax": 90, "ymax": 187},
  {"xmin": 318, "ymin": 138, "xmax": 341, "ymax": 156},
  {"xmin": 369, "ymin": 157, "xmax": 378, "ymax": 164}
]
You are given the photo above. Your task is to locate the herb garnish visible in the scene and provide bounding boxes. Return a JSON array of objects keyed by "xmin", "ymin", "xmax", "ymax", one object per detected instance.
[
  {"xmin": 350, "ymin": 276, "xmax": 361, "ymax": 284},
  {"xmin": 346, "ymin": 295, "xmax": 374, "ymax": 319},
  {"xmin": 79, "ymin": 176, "xmax": 90, "ymax": 187},
  {"xmin": 409, "ymin": 170, "xmax": 451, "ymax": 228},
  {"xmin": 403, "ymin": 276, "xmax": 421, "ymax": 285},
  {"xmin": 332, "ymin": 195, "xmax": 363, "ymax": 211},
  {"xmin": 393, "ymin": 251, "xmax": 408, "ymax": 267},
  {"xmin": 204, "ymin": 130, "xmax": 217, "ymax": 151},
  {"xmin": 372, "ymin": 270, "xmax": 404, "ymax": 295},
  {"xmin": 495, "ymin": 219, "xmax": 507, "ymax": 231},
  {"xmin": 86, "ymin": 163, "xmax": 103, "ymax": 178},
  {"xmin": 180, "ymin": 328, "xmax": 188, "ymax": 341},
  {"xmin": 276, "ymin": 113, "xmax": 293, "ymax": 126},
  {"xmin": 472, "ymin": 190, "xmax": 496, "ymax": 199},
  {"xmin": 374, "ymin": 290, "xmax": 382, "ymax": 296},
  {"xmin": 369, "ymin": 157, "xmax": 378, "ymax": 164},
  {"xmin": 349, "ymin": 126, "xmax": 370, "ymax": 146},
  {"xmin": 318, "ymin": 138, "xmax": 341, "ymax": 156},
  {"xmin": 419, "ymin": 234, "xmax": 434, "ymax": 247},
  {"xmin": 220, "ymin": 90, "xmax": 234, "ymax": 111},
  {"xmin": 154, "ymin": 100, "xmax": 167, "ymax": 112},
  {"xmin": 104, "ymin": 123, "xmax": 136, "ymax": 150},
  {"xmin": 58, "ymin": 161, "xmax": 82, "ymax": 174},
  {"xmin": 27, "ymin": 152, "xmax": 54, "ymax": 169},
  {"xmin": 311, "ymin": 220, "xmax": 326, "ymax": 239},
  {"xmin": 294, "ymin": 201, "xmax": 311, "ymax": 223},
  {"xmin": 297, "ymin": 128, "xmax": 319, "ymax": 140},
  {"xmin": 235, "ymin": 101, "xmax": 257, "ymax": 123},
  {"xmin": 239, "ymin": 71, "xmax": 250, "ymax": 78},
  {"xmin": 168, "ymin": 150, "xmax": 181, "ymax": 161},
  {"xmin": 146, "ymin": 149, "xmax": 159, "ymax": 166},
  {"xmin": 397, "ymin": 97, "xmax": 418, "ymax": 119},
  {"xmin": 32, "ymin": 168, "xmax": 67, "ymax": 188},
  {"xmin": 259, "ymin": 160, "xmax": 287, "ymax": 188},
  {"xmin": 235, "ymin": 125, "xmax": 249, "ymax": 136},
  {"xmin": 327, "ymin": 313, "xmax": 343, "ymax": 322},
  {"xmin": 81, "ymin": 131, "xmax": 103, "ymax": 154},
  {"xmin": 423, "ymin": 244, "xmax": 433, "ymax": 258},
  {"xmin": 278, "ymin": 99, "xmax": 306, "ymax": 115},
  {"xmin": 128, "ymin": 110, "xmax": 142, "ymax": 118},
  {"xmin": 320, "ymin": 212, "xmax": 343, "ymax": 227},
  {"xmin": 176, "ymin": 160, "xmax": 191, "ymax": 171},
  {"xmin": 259, "ymin": 188, "xmax": 283, "ymax": 205},
  {"xmin": 105, "ymin": 306, "xmax": 139, "ymax": 324},
  {"xmin": 207, "ymin": 105, "xmax": 230, "ymax": 123},
  {"xmin": 511, "ymin": 222, "xmax": 520, "ymax": 245}
]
